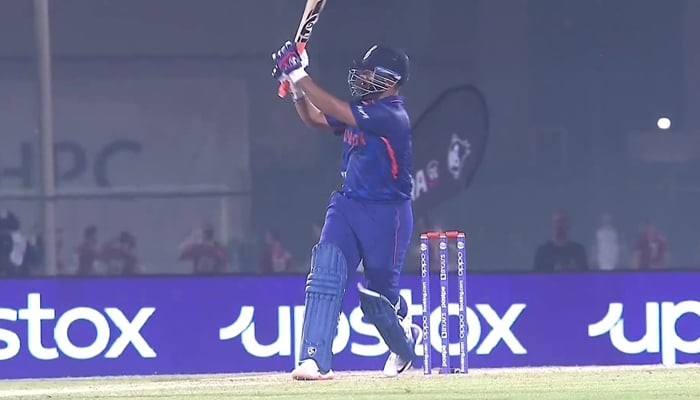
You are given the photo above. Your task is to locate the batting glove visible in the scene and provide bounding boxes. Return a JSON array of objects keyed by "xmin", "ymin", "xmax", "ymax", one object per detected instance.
[
  {"xmin": 273, "ymin": 67, "xmax": 305, "ymax": 101},
  {"xmin": 272, "ymin": 41, "xmax": 308, "ymax": 84},
  {"xmin": 271, "ymin": 49, "xmax": 308, "ymax": 80},
  {"xmin": 272, "ymin": 47, "xmax": 309, "ymax": 101}
]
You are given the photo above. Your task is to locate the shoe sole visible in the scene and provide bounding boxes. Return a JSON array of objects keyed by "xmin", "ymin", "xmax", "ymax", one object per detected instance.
[{"xmin": 291, "ymin": 370, "xmax": 335, "ymax": 381}]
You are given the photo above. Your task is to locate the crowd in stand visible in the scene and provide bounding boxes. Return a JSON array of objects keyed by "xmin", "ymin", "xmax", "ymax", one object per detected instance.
[
  {"xmin": 0, "ymin": 210, "xmax": 146, "ymax": 277},
  {"xmin": 0, "ymin": 208, "xmax": 294, "ymax": 276},
  {"xmin": 531, "ymin": 210, "xmax": 669, "ymax": 271},
  {"xmin": 0, "ymin": 207, "xmax": 689, "ymax": 277},
  {"xmin": 408, "ymin": 210, "xmax": 678, "ymax": 273}
]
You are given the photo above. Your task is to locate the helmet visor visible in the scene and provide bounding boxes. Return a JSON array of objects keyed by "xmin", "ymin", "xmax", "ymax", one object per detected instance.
[{"xmin": 347, "ymin": 66, "xmax": 401, "ymax": 98}]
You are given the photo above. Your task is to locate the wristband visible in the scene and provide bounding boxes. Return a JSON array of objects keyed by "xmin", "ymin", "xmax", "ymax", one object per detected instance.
[
  {"xmin": 291, "ymin": 87, "xmax": 305, "ymax": 102},
  {"xmin": 288, "ymin": 68, "xmax": 308, "ymax": 84},
  {"xmin": 290, "ymin": 82, "xmax": 304, "ymax": 99}
]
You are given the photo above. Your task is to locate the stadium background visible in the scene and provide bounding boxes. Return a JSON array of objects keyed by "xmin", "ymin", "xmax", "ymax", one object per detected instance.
[
  {"xmin": 0, "ymin": 0, "xmax": 699, "ymax": 380},
  {"xmin": 2, "ymin": 0, "xmax": 699, "ymax": 275}
]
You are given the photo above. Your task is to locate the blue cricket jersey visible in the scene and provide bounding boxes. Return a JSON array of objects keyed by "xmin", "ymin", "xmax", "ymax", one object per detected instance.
[{"xmin": 325, "ymin": 95, "xmax": 413, "ymax": 202}]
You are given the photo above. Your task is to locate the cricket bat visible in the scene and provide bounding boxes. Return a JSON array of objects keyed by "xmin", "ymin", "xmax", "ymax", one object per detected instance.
[{"xmin": 277, "ymin": 0, "xmax": 328, "ymax": 98}]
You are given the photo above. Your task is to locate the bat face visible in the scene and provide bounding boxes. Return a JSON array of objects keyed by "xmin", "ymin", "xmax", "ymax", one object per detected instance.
[
  {"xmin": 296, "ymin": 0, "xmax": 326, "ymax": 44},
  {"xmin": 278, "ymin": 0, "xmax": 327, "ymax": 98}
]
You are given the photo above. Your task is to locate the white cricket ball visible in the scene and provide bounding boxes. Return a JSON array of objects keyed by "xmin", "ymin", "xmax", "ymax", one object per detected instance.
[{"xmin": 657, "ymin": 117, "xmax": 671, "ymax": 130}]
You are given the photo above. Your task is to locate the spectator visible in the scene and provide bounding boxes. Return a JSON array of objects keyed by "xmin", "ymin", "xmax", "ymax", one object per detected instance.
[
  {"xmin": 591, "ymin": 213, "xmax": 620, "ymax": 271},
  {"xmin": 633, "ymin": 221, "xmax": 668, "ymax": 269},
  {"xmin": 22, "ymin": 234, "xmax": 42, "ymax": 276},
  {"xmin": 259, "ymin": 229, "xmax": 293, "ymax": 274},
  {"xmin": 23, "ymin": 227, "xmax": 65, "ymax": 276},
  {"xmin": 179, "ymin": 225, "xmax": 228, "ymax": 274},
  {"xmin": 75, "ymin": 226, "xmax": 100, "ymax": 276},
  {"xmin": 0, "ymin": 210, "xmax": 26, "ymax": 277},
  {"xmin": 100, "ymin": 231, "xmax": 144, "ymax": 275},
  {"xmin": 533, "ymin": 210, "xmax": 588, "ymax": 271}
]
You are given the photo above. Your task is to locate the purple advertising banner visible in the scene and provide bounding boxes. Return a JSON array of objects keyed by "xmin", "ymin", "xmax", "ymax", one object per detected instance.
[{"xmin": 0, "ymin": 272, "xmax": 699, "ymax": 379}]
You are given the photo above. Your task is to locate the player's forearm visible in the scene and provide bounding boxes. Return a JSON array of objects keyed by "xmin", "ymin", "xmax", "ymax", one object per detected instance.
[
  {"xmin": 293, "ymin": 97, "xmax": 328, "ymax": 129},
  {"xmin": 294, "ymin": 76, "xmax": 356, "ymax": 127}
]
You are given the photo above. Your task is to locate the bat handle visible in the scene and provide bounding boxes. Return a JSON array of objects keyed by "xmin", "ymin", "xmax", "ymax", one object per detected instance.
[{"xmin": 277, "ymin": 43, "xmax": 307, "ymax": 98}]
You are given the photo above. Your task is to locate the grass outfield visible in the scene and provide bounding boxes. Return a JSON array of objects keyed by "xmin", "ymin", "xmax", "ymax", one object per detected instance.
[{"xmin": 1, "ymin": 365, "xmax": 699, "ymax": 400}]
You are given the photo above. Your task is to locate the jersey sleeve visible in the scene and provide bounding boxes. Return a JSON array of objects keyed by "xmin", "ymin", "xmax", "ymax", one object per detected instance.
[
  {"xmin": 324, "ymin": 114, "xmax": 346, "ymax": 136},
  {"xmin": 350, "ymin": 102, "xmax": 391, "ymax": 134}
]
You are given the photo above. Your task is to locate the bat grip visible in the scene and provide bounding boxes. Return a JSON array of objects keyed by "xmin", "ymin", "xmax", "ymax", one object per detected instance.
[{"xmin": 277, "ymin": 43, "xmax": 307, "ymax": 98}]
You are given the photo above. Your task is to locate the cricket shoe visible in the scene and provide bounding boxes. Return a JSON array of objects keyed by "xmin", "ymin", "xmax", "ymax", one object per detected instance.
[
  {"xmin": 383, "ymin": 319, "xmax": 421, "ymax": 378},
  {"xmin": 291, "ymin": 359, "xmax": 335, "ymax": 381}
]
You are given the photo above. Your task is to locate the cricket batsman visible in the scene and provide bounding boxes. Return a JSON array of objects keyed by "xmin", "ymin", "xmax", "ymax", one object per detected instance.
[{"xmin": 272, "ymin": 42, "xmax": 420, "ymax": 380}]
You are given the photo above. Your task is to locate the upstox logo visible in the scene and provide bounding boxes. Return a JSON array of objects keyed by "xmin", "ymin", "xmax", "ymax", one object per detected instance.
[
  {"xmin": 0, "ymin": 293, "xmax": 157, "ymax": 360},
  {"xmin": 219, "ymin": 289, "xmax": 526, "ymax": 366},
  {"xmin": 588, "ymin": 301, "xmax": 700, "ymax": 365}
]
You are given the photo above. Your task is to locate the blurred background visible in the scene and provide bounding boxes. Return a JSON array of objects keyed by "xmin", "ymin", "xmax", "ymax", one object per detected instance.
[{"xmin": 1, "ymin": 0, "xmax": 699, "ymax": 277}]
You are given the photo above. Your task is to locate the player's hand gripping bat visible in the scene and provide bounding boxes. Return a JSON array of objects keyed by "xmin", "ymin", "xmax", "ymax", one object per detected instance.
[{"xmin": 277, "ymin": 0, "xmax": 327, "ymax": 98}]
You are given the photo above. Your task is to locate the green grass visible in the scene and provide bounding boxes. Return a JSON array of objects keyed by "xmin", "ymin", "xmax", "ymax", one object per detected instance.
[{"xmin": 1, "ymin": 365, "xmax": 699, "ymax": 400}]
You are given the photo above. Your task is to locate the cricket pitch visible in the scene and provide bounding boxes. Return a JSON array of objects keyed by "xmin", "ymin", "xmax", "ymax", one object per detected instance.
[{"xmin": 1, "ymin": 364, "xmax": 698, "ymax": 400}]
